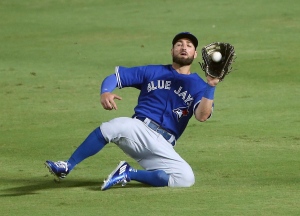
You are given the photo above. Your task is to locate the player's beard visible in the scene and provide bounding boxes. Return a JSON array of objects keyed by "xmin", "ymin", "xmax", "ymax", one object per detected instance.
[{"xmin": 172, "ymin": 55, "xmax": 194, "ymax": 66}]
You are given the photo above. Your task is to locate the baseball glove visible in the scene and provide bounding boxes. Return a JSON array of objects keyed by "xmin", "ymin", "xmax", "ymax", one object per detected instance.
[{"xmin": 199, "ymin": 42, "xmax": 236, "ymax": 81}]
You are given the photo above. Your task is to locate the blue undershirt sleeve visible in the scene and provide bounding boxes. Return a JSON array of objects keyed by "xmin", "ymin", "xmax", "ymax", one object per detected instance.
[{"xmin": 100, "ymin": 74, "xmax": 118, "ymax": 94}]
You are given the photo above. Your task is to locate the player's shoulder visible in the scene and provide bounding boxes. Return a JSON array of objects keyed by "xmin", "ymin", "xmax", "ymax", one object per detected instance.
[
  {"xmin": 189, "ymin": 72, "xmax": 205, "ymax": 81},
  {"xmin": 188, "ymin": 72, "xmax": 208, "ymax": 89},
  {"xmin": 138, "ymin": 64, "xmax": 172, "ymax": 74}
]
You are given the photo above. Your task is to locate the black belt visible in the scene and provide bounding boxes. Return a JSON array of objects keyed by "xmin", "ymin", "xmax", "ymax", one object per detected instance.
[{"xmin": 135, "ymin": 116, "xmax": 176, "ymax": 146}]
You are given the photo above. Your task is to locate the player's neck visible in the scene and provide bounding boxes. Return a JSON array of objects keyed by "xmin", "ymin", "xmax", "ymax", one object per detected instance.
[{"xmin": 171, "ymin": 63, "xmax": 191, "ymax": 75}]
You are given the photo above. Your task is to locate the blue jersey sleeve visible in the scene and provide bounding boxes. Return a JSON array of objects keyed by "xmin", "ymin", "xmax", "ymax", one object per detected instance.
[{"xmin": 115, "ymin": 66, "xmax": 149, "ymax": 89}]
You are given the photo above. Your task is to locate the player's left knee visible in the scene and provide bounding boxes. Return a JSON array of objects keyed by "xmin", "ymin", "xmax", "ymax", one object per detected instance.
[
  {"xmin": 169, "ymin": 172, "xmax": 195, "ymax": 187},
  {"xmin": 181, "ymin": 173, "xmax": 195, "ymax": 187}
]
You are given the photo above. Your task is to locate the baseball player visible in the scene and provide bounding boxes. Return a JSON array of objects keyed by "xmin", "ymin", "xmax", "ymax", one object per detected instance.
[{"xmin": 45, "ymin": 32, "xmax": 220, "ymax": 190}]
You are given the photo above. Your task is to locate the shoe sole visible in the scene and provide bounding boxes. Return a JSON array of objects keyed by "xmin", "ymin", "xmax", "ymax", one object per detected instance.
[
  {"xmin": 44, "ymin": 162, "xmax": 61, "ymax": 182},
  {"xmin": 101, "ymin": 161, "xmax": 127, "ymax": 191}
]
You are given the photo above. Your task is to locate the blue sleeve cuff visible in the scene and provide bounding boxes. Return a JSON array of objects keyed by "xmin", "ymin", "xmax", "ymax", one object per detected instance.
[{"xmin": 203, "ymin": 85, "xmax": 216, "ymax": 100}]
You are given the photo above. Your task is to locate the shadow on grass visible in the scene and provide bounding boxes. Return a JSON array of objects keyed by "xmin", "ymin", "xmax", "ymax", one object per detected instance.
[{"xmin": 0, "ymin": 176, "xmax": 149, "ymax": 197}]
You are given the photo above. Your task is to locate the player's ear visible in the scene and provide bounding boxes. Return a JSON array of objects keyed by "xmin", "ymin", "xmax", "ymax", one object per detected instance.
[{"xmin": 194, "ymin": 50, "xmax": 198, "ymax": 59}]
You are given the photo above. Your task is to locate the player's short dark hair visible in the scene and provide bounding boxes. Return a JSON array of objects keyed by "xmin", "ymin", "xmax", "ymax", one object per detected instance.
[{"xmin": 172, "ymin": 32, "xmax": 198, "ymax": 49}]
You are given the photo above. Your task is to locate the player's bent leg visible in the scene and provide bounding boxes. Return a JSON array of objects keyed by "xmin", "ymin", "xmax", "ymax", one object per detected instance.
[{"xmin": 100, "ymin": 117, "xmax": 193, "ymax": 188}]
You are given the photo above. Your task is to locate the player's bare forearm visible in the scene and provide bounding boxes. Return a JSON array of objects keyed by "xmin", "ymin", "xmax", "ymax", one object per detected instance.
[
  {"xmin": 100, "ymin": 92, "xmax": 122, "ymax": 110},
  {"xmin": 194, "ymin": 98, "xmax": 213, "ymax": 122}
]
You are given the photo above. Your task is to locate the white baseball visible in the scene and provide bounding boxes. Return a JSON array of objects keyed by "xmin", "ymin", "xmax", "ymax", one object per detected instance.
[{"xmin": 212, "ymin": 52, "xmax": 222, "ymax": 62}]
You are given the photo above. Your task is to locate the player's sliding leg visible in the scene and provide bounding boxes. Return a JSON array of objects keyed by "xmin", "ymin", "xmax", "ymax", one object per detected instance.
[
  {"xmin": 45, "ymin": 127, "xmax": 107, "ymax": 181},
  {"xmin": 67, "ymin": 127, "xmax": 107, "ymax": 169}
]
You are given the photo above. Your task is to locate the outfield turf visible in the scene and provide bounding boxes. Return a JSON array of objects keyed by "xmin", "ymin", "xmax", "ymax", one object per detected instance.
[{"xmin": 0, "ymin": 0, "xmax": 299, "ymax": 215}]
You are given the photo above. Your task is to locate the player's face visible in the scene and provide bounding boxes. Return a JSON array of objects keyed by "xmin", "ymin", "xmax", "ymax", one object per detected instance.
[{"xmin": 172, "ymin": 39, "xmax": 197, "ymax": 66}]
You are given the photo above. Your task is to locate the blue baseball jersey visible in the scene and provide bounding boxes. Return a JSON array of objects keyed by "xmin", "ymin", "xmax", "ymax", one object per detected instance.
[{"xmin": 115, "ymin": 64, "xmax": 209, "ymax": 140}]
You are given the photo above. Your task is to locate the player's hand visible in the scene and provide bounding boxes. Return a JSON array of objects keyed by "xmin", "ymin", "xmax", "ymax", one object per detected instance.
[
  {"xmin": 100, "ymin": 92, "xmax": 122, "ymax": 110},
  {"xmin": 206, "ymin": 75, "xmax": 220, "ymax": 87}
]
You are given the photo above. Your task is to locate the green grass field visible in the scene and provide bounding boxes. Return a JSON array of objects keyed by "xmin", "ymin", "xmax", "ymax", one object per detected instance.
[{"xmin": 1, "ymin": 0, "xmax": 299, "ymax": 215}]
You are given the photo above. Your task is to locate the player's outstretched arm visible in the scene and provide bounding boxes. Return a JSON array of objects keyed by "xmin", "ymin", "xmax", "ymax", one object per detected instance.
[{"xmin": 194, "ymin": 76, "xmax": 219, "ymax": 122}]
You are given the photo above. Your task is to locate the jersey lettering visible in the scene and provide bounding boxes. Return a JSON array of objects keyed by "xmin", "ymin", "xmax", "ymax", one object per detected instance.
[
  {"xmin": 174, "ymin": 86, "xmax": 194, "ymax": 107},
  {"xmin": 147, "ymin": 81, "xmax": 194, "ymax": 108},
  {"xmin": 147, "ymin": 80, "xmax": 171, "ymax": 92},
  {"xmin": 184, "ymin": 94, "xmax": 194, "ymax": 104}
]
